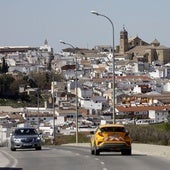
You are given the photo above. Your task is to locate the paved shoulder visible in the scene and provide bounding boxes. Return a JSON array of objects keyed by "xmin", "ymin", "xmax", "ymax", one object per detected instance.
[
  {"xmin": 63, "ymin": 143, "xmax": 170, "ymax": 159},
  {"xmin": 132, "ymin": 143, "xmax": 170, "ymax": 159}
]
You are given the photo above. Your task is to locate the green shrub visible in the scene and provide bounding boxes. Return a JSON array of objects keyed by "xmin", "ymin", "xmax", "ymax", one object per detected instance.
[
  {"xmin": 44, "ymin": 132, "xmax": 91, "ymax": 145},
  {"xmin": 43, "ymin": 124, "xmax": 170, "ymax": 146},
  {"xmin": 126, "ymin": 124, "xmax": 170, "ymax": 145}
]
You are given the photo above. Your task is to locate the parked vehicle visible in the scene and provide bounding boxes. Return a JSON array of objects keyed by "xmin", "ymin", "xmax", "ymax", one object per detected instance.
[
  {"xmin": 90, "ymin": 124, "xmax": 132, "ymax": 155},
  {"xmin": 135, "ymin": 119, "xmax": 155, "ymax": 125},
  {"xmin": 10, "ymin": 127, "xmax": 42, "ymax": 151}
]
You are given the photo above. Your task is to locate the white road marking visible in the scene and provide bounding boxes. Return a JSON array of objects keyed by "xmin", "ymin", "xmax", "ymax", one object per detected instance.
[{"xmin": 0, "ymin": 150, "xmax": 18, "ymax": 167}]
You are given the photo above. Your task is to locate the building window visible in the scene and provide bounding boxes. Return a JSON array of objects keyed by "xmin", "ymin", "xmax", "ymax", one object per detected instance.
[{"xmin": 120, "ymin": 35, "xmax": 124, "ymax": 39}]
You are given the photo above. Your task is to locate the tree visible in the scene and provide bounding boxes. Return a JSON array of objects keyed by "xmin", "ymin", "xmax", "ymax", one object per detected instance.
[
  {"xmin": 28, "ymin": 71, "xmax": 63, "ymax": 90},
  {"xmin": 0, "ymin": 74, "xmax": 14, "ymax": 96},
  {"xmin": 0, "ymin": 57, "xmax": 9, "ymax": 73}
]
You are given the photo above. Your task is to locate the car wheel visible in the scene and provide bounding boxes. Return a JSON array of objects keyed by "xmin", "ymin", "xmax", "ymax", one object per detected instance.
[
  {"xmin": 10, "ymin": 147, "xmax": 16, "ymax": 151},
  {"xmin": 94, "ymin": 145, "xmax": 100, "ymax": 155},
  {"xmin": 90, "ymin": 144, "xmax": 94, "ymax": 155},
  {"xmin": 35, "ymin": 146, "xmax": 42, "ymax": 150},
  {"xmin": 121, "ymin": 149, "xmax": 131, "ymax": 155}
]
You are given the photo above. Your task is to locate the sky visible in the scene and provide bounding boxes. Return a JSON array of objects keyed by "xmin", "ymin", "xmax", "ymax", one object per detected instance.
[{"xmin": 0, "ymin": 0, "xmax": 170, "ymax": 52}]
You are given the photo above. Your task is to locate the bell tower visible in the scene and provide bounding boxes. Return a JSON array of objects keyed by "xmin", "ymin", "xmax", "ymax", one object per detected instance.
[{"xmin": 119, "ymin": 26, "xmax": 128, "ymax": 53}]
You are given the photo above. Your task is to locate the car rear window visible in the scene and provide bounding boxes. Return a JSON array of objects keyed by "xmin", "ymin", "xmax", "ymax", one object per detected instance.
[
  {"xmin": 100, "ymin": 127, "xmax": 125, "ymax": 132},
  {"xmin": 14, "ymin": 128, "xmax": 37, "ymax": 135}
]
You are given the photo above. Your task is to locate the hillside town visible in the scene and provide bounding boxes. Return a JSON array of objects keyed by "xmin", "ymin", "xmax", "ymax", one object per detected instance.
[{"xmin": 1, "ymin": 27, "xmax": 170, "ymax": 144}]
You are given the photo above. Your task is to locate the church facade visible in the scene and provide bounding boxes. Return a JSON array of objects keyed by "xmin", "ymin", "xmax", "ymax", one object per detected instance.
[{"xmin": 118, "ymin": 27, "xmax": 170, "ymax": 65}]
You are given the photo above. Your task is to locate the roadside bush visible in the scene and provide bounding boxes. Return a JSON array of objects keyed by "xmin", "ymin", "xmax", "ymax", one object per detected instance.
[
  {"xmin": 126, "ymin": 124, "xmax": 170, "ymax": 145},
  {"xmin": 44, "ymin": 132, "xmax": 91, "ymax": 145},
  {"xmin": 43, "ymin": 124, "xmax": 170, "ymax": 146}
]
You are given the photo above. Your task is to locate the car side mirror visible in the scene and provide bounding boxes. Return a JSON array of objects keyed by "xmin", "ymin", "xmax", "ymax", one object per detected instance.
[
  {"xmin": 125, "ymin": 130, "xmax": 129, "ymax": 136},
  {"xmin": 38, "ymin": 132, "xmax": 42, "ymax": 137}
]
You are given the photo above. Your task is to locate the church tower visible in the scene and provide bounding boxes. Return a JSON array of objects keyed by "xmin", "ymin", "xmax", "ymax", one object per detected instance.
[{"xmin": 119, "ymin": 26, "xmax": 128, "ymax": 53}]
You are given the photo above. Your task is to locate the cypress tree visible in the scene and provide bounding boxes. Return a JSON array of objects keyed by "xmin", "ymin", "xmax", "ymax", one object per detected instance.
[{"xmin": 1, "ymin": 57, "xmax": 8, "ymax": 73}]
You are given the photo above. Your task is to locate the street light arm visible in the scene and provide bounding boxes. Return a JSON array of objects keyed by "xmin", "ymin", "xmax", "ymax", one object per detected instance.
[
  {"xmin": 91, "ymin": 10, "xmax": 100, "ymax": 16},
  {"xmin": 90, "ymin": 11, "xmax": 114, "ymax": 53},
  {"xmin": 60, "ymin": 40, "xmax": 75, "ymax": 50},
  {"xmin": 91, "ymin": 11, "xmax": 114, "ymax": 37}
]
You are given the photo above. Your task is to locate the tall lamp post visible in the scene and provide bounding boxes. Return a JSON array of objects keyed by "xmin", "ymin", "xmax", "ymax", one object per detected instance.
[
  {"xmin": 52, "ymin": 75, "xmax": 56, "ymax": 144},
  {"xmin": 37, "ymin": 88, "xmax": 40, "ymax": 131},
  {"xmin": 60, "ymin": 40, "xmax": 79, "ymax": 144},
  {"xmin": 91, "ymin": 10, "xmax": 116, "ymax": 124}
]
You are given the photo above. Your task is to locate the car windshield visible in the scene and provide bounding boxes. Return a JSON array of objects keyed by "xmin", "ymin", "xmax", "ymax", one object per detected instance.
[
  {"xmin": 14, "ymin": 128, "xmax": 37, "ymax": 135},
  {"xmin": 100, "ymin": 127, "xmax": 125, "ymax": 133}
]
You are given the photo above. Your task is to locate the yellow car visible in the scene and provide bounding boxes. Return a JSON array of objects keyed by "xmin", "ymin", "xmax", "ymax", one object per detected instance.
[{"xmin": 90, "ymin": 124, "xmax": 132, "ymax": 155}]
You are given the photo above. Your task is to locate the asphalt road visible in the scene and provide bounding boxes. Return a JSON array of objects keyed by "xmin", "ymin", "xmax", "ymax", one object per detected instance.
[{"xmin": 0, "ymin": 144, "xmax": 170, "ymax": 170}]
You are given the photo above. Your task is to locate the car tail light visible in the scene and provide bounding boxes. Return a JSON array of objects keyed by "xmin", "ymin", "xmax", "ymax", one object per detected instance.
[
  {"xmin": 125, "ymin": 133, "xmax": 129, "ymax": 137},
  {"xmin": 126, "ymin": 141, "xmax": 131, "ymax": 145}
]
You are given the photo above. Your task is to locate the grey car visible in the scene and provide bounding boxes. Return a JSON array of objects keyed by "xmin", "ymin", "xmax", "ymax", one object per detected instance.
[{"xmin": 10, "ymin": 127, "xmax": 42, "ymax": 151}]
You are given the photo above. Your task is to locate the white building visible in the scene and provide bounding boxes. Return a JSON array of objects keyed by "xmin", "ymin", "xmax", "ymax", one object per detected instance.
[
  {"xmin": 133, "ymin": 62, "xmax": 150, "ymax": 73},
  {"xmin": 81, "ymin": 95, "xmax": 109, "ymax": 115},
  {"xmin": 81, "ymin": 99, "xmax": 102, "ymax": 115},
  {"xmin": 149, "ymin": 110, "xmax": 168, "ymax": 123},
  {"xmin": 0, "ymin": 126, "xmax": 7, "ymax": 146},
  {"xmin": 163, "ymin": 81, "xmax": 170, "ymax": 92},
  {"xmin": 39, "ymin": 39, "xmax": 53, "ymax": 53},
  {"xmin": 164, "ymin": 66, "xmax": 170, "ymax": 78},
  {"xmin": 133, "ymin": 85, "xmax": 142, "ymax": 94},
  {"xmin": 149, "ymin": 68, "xmax": 164, "ymax": 78},
  {"xmin": 77, "ymin": 86, "xmax": 93, "ymax": 99}
]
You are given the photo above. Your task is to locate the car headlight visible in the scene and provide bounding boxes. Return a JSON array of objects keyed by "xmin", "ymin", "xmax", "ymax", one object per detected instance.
[
  {"xmin": 35, "ymin": 137, "xmax": 41, "ymax": 141},
  {"xmin": 13, "ymin": 138, "xmax": 21, "ymax": 142}
]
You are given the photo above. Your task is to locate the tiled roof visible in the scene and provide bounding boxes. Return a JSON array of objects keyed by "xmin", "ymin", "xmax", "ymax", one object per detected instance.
[
  {"xmin": 127, "ymin": 45, "xmax": 149, "ymax": 55},
  {"xmin": 92, "ymin": 75, "xmax": 150, "ymax": 82},
  {"xmin": 56, "ymin": 109, "xmax": 76, "ymax": 114},
  {"xmin": 26, "ymin": 113, "xmax": 54, "ymax": 117},
  {"xmin": 128, "ymin": 36, "xmax": 139, "ymax": 42},
  {"xmin": 116, "ymin": 75, "xmax": 152, "ymax": 81},
  {"xmin": 0, "ymin": 112, "xmax": 24, "ymax": 121},
  {"xmin": 117, "ymin": 105, "xmax": 170, "ymax": 112},
  {"xmin": 0, "ymin": 106, "xmax": 23, "ymax": 113},
  {"xmin": 56, "ymin": 108, "xmax": 88, "ymax": 115},
  {"xmin": 92, "ymin": 77, "xmax": 112, "ymax": 83},
  {"xmin": 81, "ymin": 60, "xmax": 91, "ymax": 66},
  {"xmin": 93, "ymin": 67, "xmax": 106, "ymax": 73}
]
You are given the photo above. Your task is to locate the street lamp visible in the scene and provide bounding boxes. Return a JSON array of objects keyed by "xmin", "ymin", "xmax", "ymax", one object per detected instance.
[
  {"xmin": 37, "ymin": 88, "xmax": 40, "ymax": 131},
  {"xmin": 52, "ymin": 75, "xmax": 56, "ymax": 144},
  {"xmin": 91, "ymin": 10, "xmax": 116, "ymax": 124},
  {"xmin": 60, "ymin": 40, "xmax": 79, "ymax": 144}
]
